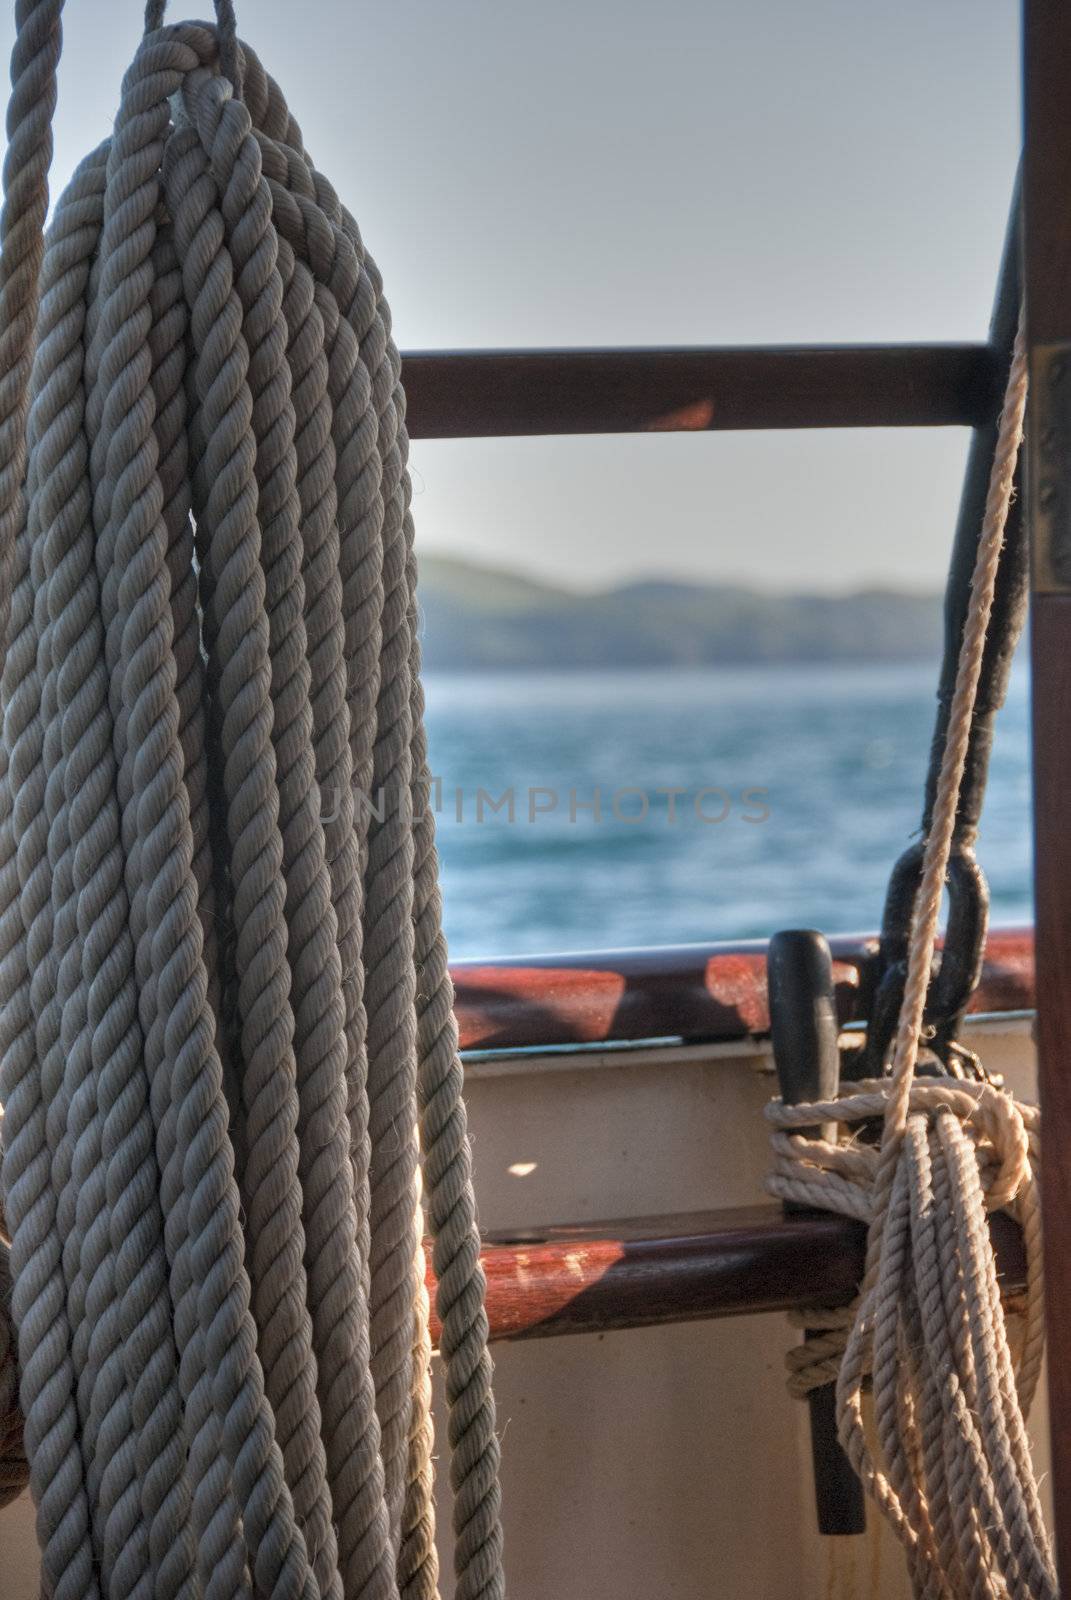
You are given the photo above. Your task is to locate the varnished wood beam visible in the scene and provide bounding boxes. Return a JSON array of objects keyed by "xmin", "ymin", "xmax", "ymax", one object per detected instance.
[
  {"xmin": 423, "ymin": 1205, "xmax": 1026, "ymax": 1346},
  {"xmin": 1025, "ymin": 0, "xmax": 1071, "ymax": 1578},
  {"xmin": 450, "ymin": 925, "xmax": 1034, "ymax": 1054},
  {"xmin": 401, "ymin": 344, "xmax": 1001, "ymax": 438}
]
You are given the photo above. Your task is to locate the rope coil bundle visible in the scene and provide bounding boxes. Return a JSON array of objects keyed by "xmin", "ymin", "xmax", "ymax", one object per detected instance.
[
  {"xmin": 770, "ymin": 1076, "xmax": 1043, "ymax": 1403},
  {"xmin": 0, "ymin": 6, "xmax": 504, "ymax": 1599},
  {"xmin": 767, "ymin": 329, "xmax": 1057, "ymax": 1597}
]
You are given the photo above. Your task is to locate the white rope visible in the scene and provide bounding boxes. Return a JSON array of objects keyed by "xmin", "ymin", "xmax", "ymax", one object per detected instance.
[
  {"xmin": 0, "ymin": 10, "xmax": 505, "ymax": 1600},
  {"xmin": 768, "ymin": 324, "xmax": 1058, "ymax": 1598}
]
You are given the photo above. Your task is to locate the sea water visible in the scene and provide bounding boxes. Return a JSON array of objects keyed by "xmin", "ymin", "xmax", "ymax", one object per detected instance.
[{"xmin": 422, "ymin": 661, "xmax": 1031, "ymax": 959}]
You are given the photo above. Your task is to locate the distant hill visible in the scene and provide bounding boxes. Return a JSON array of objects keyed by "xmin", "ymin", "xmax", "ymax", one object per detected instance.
[{"xmin": 413, "ymin": 554, "xmax": 942, "ymax": 670}]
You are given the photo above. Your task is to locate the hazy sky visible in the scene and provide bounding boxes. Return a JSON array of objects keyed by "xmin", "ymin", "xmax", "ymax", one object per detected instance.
[{"xmin": 1, "ymin": 0, "xmax": 1020, "ymax": 592}]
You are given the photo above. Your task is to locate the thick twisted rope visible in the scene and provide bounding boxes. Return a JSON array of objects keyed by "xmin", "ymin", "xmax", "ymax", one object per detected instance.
[
  {"xmin": 0, "ymin": 13, "xmax": 504, "ymax": 1600},
  {"xmin": 768, "ymin": 326, "xmax": 1056, "ymax": 1596}
]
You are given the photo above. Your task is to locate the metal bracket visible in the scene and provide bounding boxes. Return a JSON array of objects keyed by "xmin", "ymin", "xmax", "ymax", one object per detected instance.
[{"xmin": 1030, "ymin": 340, "xmax": 1071, "ymax": 591}]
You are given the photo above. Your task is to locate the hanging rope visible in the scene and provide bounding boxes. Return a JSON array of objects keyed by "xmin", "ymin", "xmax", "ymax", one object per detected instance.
[
  {"xmin": 0, "ymin": 8, "xmax": 505, "ymax": 1599},
  {"xmin": 768, "ymin": 325, "xmax": 1057, "ymax": 1597}
]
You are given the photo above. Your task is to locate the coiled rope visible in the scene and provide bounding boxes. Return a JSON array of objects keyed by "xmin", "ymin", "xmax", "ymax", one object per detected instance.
[
  {"xmin": 768, "ymin": 325, "xmax": 1057, "ymax": 1597},
  {"xmin": 0, "ymin": 6, "xmax": 505, "ymax": 1599}
]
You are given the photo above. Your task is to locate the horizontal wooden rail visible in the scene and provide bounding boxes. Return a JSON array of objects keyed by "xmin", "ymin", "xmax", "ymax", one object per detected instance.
[
  {"xmin": 451, "ymin": 924, "xmax": 1034, "ymax": 1054},
  {"xmin": 423, "ymin": 1205, "xmax": 1027, "ymax": 1345},
  {"xmin": 1, "ymin": 1208, "xmax": 1026, "ymax": 1483},
  {"xmin": 401, "ymin": 344, "xmax": 1002, "ymax": 438}
]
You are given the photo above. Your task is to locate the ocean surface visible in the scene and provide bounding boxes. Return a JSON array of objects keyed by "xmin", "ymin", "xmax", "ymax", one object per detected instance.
[{"xmin": 421, "ymin": 661, "xmax": 1032, "ymax": 961}]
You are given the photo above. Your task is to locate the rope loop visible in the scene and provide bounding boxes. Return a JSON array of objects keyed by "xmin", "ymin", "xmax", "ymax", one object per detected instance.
[
  {"xmin": 767, "ymin": 1075, "xmax": 1035, "ymax": 1217},
  {"xmin": 143, "ymin": 3, "xmax": 243, "ymax": 93}
]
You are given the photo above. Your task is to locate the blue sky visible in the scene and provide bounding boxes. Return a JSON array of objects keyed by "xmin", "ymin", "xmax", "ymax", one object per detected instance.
[{"xmin": 1, "ymin": 0, "xmax": 1021, "ymax": 591}]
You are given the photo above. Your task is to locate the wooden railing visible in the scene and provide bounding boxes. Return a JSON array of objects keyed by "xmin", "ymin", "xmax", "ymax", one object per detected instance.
[
  {"xmin": 425, "ymin": 1207, "xmax": 1027, "ymax": 1348},
  {"xmin": 450, "ymin": 924, "xmax": 1034, "ymax": 1054},
  {"xmin": 392, "ymin": 325, "xmax": 1039, "ymax": 1403},
  {"xmin": 401, "ymin": 343, "xmax": 1000, "ymax": 438},
  {"xmin": 440, "ymin": 924, "xmax": 1034, "ymax": 1345}
]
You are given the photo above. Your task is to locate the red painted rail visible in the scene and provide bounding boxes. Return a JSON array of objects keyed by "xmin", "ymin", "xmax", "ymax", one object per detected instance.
[
  {"xmin": 422, "ymin": 1206, "xmax": 1027, "ymax": 1346},
  {"xmin": 450, "ymin": 924, "xmax": 1034, "ymax": 1053}
]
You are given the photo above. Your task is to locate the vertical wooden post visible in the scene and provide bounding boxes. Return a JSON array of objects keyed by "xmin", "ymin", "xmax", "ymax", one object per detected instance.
[{"xmin": 1023, "ymin": 0, "xmax": 1071, "ymax": 1576}]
